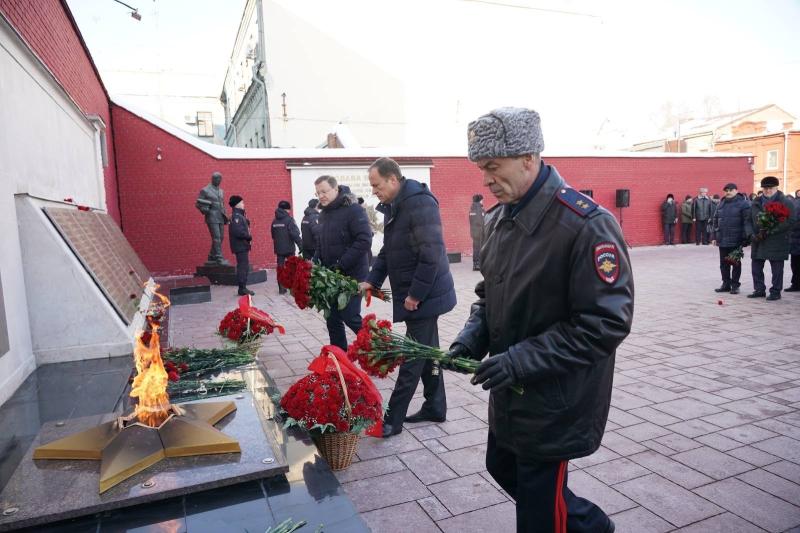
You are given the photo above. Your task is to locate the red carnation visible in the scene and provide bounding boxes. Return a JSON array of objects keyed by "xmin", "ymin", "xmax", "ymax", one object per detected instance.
[{"xmin": 168, "ymin": 371, "xmax": 180, "ymax": 382}]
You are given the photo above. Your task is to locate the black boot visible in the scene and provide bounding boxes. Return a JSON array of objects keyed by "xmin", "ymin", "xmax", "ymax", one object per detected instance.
[
  {"xmin": 714, "ymin": 285, "xmax": 731, "ymax": 293},
  {"xmin": 237, "ymin": 285, "xmax": 254, "ymax": 296}
]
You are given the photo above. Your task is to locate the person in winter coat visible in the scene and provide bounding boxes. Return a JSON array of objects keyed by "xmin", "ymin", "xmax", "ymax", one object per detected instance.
[
  {"xmin": 748, "ymin": 176, "xmax": 796, "ymax": 300},
  {"xmin": 788, "ymin": 191, "xmax": 800, "ymax": 292},
  {"xmin": 228, "ymin": 195, "xmax": 254, "ymax": 296},
  {"xmin": 693, "ymin": 187, "xmax": 713, "ymax": 245},
  {"xmin": 271, "ymin": 200, "xmax": 302, "ymax": 294},
  {"xmin": 680, "ymin": 195, "xmax": 694, "ymax": 243},
  {"xmin": 360, "ymin": 157, "xmax": 457, "ymax": 438},
  {"xmin": 710, "ymin": 183, "xmax": 752, "ymax": 294},
  {"xmin": 469, "ymin": 194, "xmax": 485, "ymax": 270},
  {"xmin": 313, "ymin": 176, "xmax": 373, "ymax": 350},
  {"xmin": 660, "ymin": 194, "xmax": 678, "ymax": 245},
  {"xmin": 452, "ymin": 108, "xmax": 633, "ymax": 533},
  {"xmin": 301, "ymin": 199, "xmax": 320, "ymax": 259}
]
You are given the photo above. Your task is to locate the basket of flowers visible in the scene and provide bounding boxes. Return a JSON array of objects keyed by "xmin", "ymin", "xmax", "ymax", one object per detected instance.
[
  {"xmin": 217, "ymin": 295, "xmax": 285, "ymax": 355},
  {"xmin": 278, "ymin": 346, "xmax": 383, "ymax": 470}
]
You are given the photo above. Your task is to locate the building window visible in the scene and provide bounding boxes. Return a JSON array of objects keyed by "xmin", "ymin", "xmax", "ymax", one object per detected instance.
[
  {"xmin": 196, "ymin": 112, "xmax": 213, "ymax": 137},
  {"xmin": 766, "ymin": 149, "xmax": 779, "ymax": 170}
]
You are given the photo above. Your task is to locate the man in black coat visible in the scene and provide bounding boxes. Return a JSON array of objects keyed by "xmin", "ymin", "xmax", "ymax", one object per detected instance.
[
  {"xmin": 710, "ymin": 183, "xmax": 753, "ymax": 294},
  {"xmin": 748, "ymin": 176, "xmax": 796, "ymax": 301},
  {"xmin": 313, "ymin": 176, "xmax": 373, "ymax": 350},
  {"xmin": 301, "ymin": 199, "xmax": 320, "ymax": 259},
  {"xmin": 228, "ymin": 195, "xmax": 254, "ymax": 296},
  {"xmin": 660, "ymin": 193, "xmax": 677, "ymax": 245},
  {"xmin": 360, "ymin": 157, "xmax": 457, "ymax": 438},
  {"xmin": 271, "ymin": 200, "xmax": 302, "ymax": 294},
  {"xmin": 451, "ymin": 107, "xmax": 633, "ymax": 533},
  {"xmin": 469, "ymin": 194, "xmax": 485, "ymax": 270}
]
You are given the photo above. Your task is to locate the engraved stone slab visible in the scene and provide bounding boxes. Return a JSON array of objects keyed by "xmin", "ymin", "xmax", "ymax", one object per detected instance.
[{"xmin": 43, "ymin": 208, "xmax": 151, "ymax": 324}]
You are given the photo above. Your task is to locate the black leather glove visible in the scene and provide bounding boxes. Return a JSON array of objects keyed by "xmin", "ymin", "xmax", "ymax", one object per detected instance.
[
  {"xmin": 471, "ymin": 352, "xmax": 518, "ymax": 391},
  {"xmin": 246, "ymin": 236, "xmax": 252, "ymax": 242},
  {"xmin": 440, "ymin": 344, "xmax": 475, "ymax": 374}
]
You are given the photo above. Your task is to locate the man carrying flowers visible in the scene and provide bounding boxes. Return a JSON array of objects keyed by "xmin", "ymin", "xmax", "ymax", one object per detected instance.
[
  {"xmin": 359, "ymin": 157, "xmax": 456, "ymax": 438},
  {"xmin": 313, "ymin": 175, "xmax": 373, "ymax": 350},
  {"xmin": 452, "ymin": 108, "xmax": 634, "ymax": 533},
  {"xmin": 710, "ymin": 183, "xmax": 753, "ymax": 295},
  {"xmin": 748, "ymin": 176, "xmax": 796, "ymax": 300}
]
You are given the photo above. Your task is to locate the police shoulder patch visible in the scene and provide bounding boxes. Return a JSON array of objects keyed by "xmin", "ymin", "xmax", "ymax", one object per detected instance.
[
  {"xmin": 556, "ymin": 188, "xmax": 597, "ymax": 217},
  {"xmin": 593, "ymin": 242, "xmax": 620, "ymax": 284}
]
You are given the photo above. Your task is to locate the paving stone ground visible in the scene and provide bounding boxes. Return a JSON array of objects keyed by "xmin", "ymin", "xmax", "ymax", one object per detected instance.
[{"xmin": 169, "ymin": 244, "xmax": 800, "ymax": 532}]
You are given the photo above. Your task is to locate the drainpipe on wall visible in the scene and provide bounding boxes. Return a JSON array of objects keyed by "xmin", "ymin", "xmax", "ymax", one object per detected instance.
[{"xmin": 784, "ymin": 131, "xmax": 789, "ymax": 194}]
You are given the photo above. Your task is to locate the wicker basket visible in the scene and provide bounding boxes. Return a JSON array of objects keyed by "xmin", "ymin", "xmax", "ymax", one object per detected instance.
[{"xmin": 313, "ymin": 432, "xmax": 359, "ymax": 471}]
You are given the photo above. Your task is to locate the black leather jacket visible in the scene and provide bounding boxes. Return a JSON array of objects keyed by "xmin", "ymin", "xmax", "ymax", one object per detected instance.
[{"xmin": 454, "ymin": 165, "xmax": 634, "ymax": 461}]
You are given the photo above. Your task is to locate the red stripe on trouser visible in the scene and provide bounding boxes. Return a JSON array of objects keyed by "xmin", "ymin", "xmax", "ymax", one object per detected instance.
[{"xmin": 554, "ymin": 461, "xmax": 567, "ymax": 533}]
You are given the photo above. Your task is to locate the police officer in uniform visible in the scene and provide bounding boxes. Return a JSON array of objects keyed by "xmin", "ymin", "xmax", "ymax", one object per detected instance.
[
  {"xmin": 301, "ymin": 199, "xmax": 320, "ymax": 259},
  {"xmin": 469, "ymin": 194, "xmax": 485, "ymax": 270},
  {"xmin": 271, "ymin": 200, "xmax": 303, "ymax": 294},
  {"xmin": 228, "ymin": 195, "xmax": 254, "ymax": 296},
  {"xmin": 449, "ymin": 108, "xmax": 633, "ymax": 533}
]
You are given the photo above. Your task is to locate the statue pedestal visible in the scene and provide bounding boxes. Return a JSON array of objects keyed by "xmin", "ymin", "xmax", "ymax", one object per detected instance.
[{"xmin": 195, "ymin": 264, "xmax": 267, "ymax": 286}]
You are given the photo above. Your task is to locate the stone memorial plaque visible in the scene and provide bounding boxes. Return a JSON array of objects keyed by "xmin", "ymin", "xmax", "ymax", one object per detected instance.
[{"xmin": 43, "ymin": 208, "xmax": 150, "ymax": 324}]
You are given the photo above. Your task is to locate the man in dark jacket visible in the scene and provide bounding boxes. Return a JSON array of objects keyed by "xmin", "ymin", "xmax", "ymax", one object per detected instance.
[
  {"xmin": 693, "ymin": 187, "xmax": 713, "ymax": 245},
  {"xmin": 360, "ymin": 157, "xmax": 457, "ymax": 438},
  {"xmin": 748, "ymin": 176, "xmax": 796, "ymax": 300},
  {"xmin": 271, "ymin": 200, "xmax": 302, "ymax": 294},
  {"xmin": 451, "ymin": 107, "xmax": 633, "ymax": 533},
  {"xmin": 228, "ymin": 195, "xmax": 254, "ymax": 296},
  {"xmin": 469, "ymin": 194, "xmax": 485, "ymax": 270},
  {"xmin": 314, "ymin": 176, "xmax": 372, "ymax": 350},
  {"xmin": 680, "ymin": 195, "xmax": 693, "ymax": 243},
  {"xmin": 301, "ymin": 199, "xmax": 320, "ymax": 259},
  {"xmin": 787, "ymin": 191, "xmax": 800, "ymax": 292},
  {"xmin": 710, "ymin": 183, "xmax": 753, "ymax": 294},
  {"xmin": 660, "ymin": 194, "xmax": 677, "ymax": 245}
]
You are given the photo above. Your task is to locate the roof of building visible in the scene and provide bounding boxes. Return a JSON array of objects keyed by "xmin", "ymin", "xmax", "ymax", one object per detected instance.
[
  {"xmin": 679, "ymin": 104, "xmax": 796, "ymax": 136},
  {"xmin": 112, "ymin": 96, "xmax": 752, "ymax": 161}
]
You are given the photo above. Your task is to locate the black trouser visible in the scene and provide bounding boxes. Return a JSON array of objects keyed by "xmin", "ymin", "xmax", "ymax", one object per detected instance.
[
  {"xmin": 326, "ymin": 294, "xmax": 362, "ymax": 351},
  {"xmin": 235, "ymin": 251, "xmax": 249, "ymax": 288},
  {"xmin": 486, "ymin": 432, "xmax": 611, "ymax": 533},
  {"xmin": 681, "ymin": 223, "xmax": 692, "ymax": 243},
  {"xmin": 277, "ymin": 255, "xmax": 289, "ymax": 293},
  {"xmin": 385, "ymin": 317, "xmax": 446, "ymax": 427},
  {"xmin": 790, "ymin": 254, "xmax": 800, "ymax": 288},
  {"xmin": 301, "ymin": 249, "xmax": 315, "ymax": 260},
  {"xmin": 662, "ymin": 223, "xmax": 675, "ymax": 244},
  {"xmin": 752, "ymin": 258, "xmax": 784, "ymax": 295},
  {"xmin": 696, "ymin": 220, "xmax": 710, "ymax": 244},
  {"xmin": 472, "ymin": 237, "xmax": 482, "ymax": 268},
  {"xmin": 718, "ymin": 246, "xmax": 741, "ymax": 288}
]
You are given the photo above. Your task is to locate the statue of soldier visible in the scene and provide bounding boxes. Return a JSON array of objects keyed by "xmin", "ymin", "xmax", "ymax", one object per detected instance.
[{"xmin": 196, "ymin": 171, "xmax": 231, "ymax": 265}]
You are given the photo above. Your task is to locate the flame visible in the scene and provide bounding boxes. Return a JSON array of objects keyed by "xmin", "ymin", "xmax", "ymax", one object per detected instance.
[{"xmin": 130, "ymin": 285, "xmax": 172, "ymax": 427}]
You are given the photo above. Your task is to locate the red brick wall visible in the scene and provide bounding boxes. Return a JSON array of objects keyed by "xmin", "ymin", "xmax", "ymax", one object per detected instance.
[
  {"xmin": 113, "ymin": 105, "xmax": 753, "ymax": 276},
  {"xmin": 434, "ymin": 156, "xmax": 754, "ymax": 252},
  {"xmin": 0, "ymin": 0, "xmax": 120, "ymax": 222}
]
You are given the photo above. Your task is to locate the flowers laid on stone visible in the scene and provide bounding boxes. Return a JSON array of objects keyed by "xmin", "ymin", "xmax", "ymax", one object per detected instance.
[{"xmin": 277, "ymin": 256, "xmax": 390, "ymax": 318}]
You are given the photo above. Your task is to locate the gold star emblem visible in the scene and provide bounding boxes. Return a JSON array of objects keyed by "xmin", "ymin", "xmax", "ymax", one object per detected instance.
[
  {"xmin": 599, "ymin": 259, "xmax": 616, "ymax": 274},
  {"xmin": 576, "ymin": 200, "xmax": 589, "ymax": 209}
]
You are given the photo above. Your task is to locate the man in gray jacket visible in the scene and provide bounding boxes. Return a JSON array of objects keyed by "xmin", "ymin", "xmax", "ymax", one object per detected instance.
[
  {"xmin": 450, "ymin": 107, "xmax": 633, "ymax": 533},
  {"xmin": 692, "ymin": 187, "xmax": 713, "ymax": 245}
]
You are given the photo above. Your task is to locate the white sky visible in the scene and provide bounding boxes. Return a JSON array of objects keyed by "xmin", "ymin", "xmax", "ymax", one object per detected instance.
[{"xmin": 68, "ymin": 0, "xmax": 800, "ymax": 150}]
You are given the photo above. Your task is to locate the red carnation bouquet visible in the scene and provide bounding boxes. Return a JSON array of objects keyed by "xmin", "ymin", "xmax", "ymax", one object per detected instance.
[
  {"xmin": 277, "ymin": 256, "xmax": 390, "ymax": 318},
  {"xmin": 348, "ymin": 314, "xmax": 524, "ymax": 394},
  {"xmin": 279, "ymin": 346, "xmax": 383, "ymax": 437},
  {"xmin": 724, "ymin": 246, "xmax": 745, "ymax": 266},
  {"xmin": 755, "ymin": 201, "xmax": 791, "ymax": 241},
  {"xmin": 218, "ymin": 295, "xmax": 285, "ymax": 353}
]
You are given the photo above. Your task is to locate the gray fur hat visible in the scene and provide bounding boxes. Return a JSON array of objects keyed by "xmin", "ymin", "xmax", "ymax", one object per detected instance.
[{"xmin": 467, "ymin": 107, "xmax": 544, "ymax": 161}]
